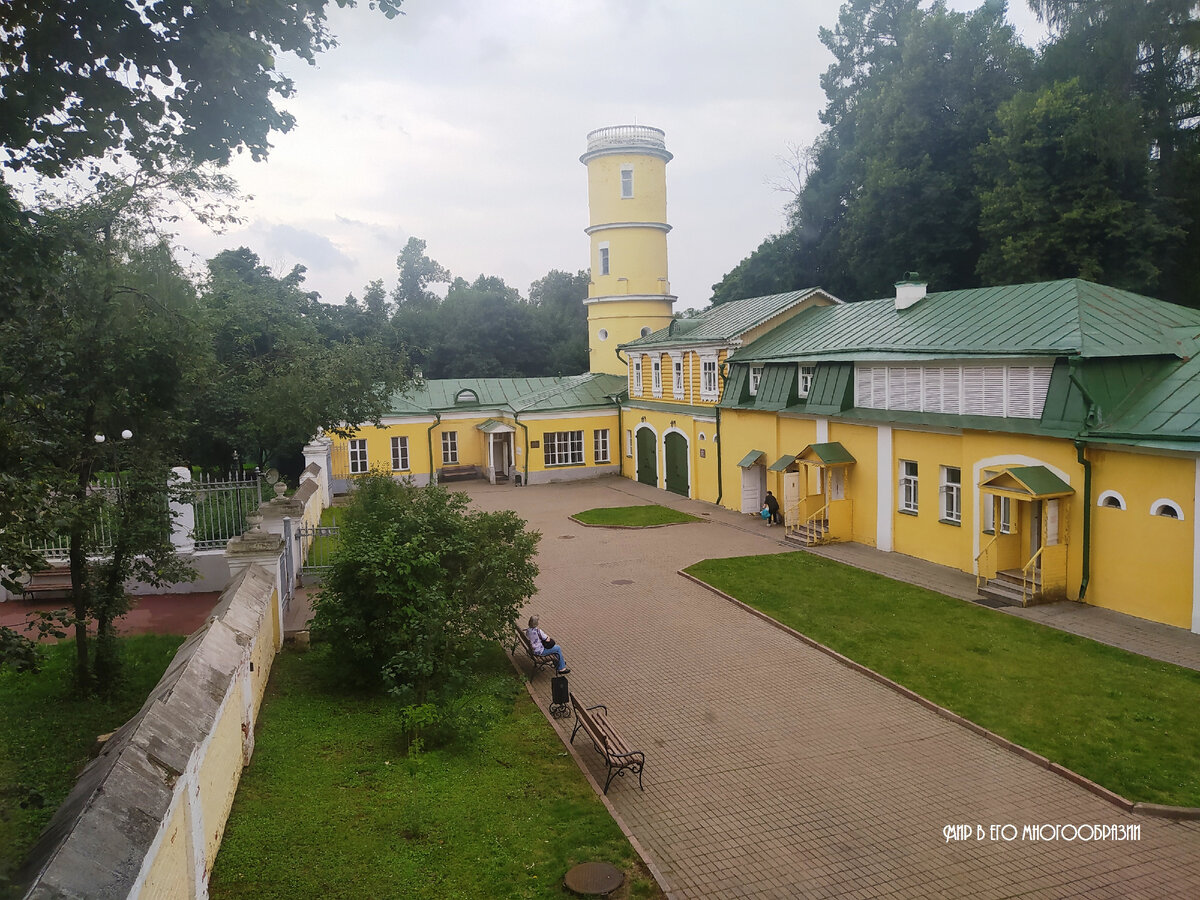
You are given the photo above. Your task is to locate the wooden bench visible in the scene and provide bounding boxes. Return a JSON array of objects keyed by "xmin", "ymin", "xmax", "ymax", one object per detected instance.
[
  {"xmin": 19, "ymin": 568, "xmax": 74, "ymax": 602},
  {"xmin": 509, "ymin": 625, "xmax": 560, "ymax": 676},
  {"xmin": 569, "ymin": 693, "xmax": 646, "ymax": 794},
  {"xmin": 439, "ymin": 465, "xmax": 480, "ymax": 483}
]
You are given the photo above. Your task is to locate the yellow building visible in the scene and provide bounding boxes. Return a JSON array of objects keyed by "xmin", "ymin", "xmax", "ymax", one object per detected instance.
[{"xmin": 337, "ymin": 125, "xmax": 1200, "ymax": 636}]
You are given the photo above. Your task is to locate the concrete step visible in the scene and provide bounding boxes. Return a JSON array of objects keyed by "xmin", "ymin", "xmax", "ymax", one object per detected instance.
[{"xmin": 978, "ymin": 580, "xmax": 1025, "ymax": 607}]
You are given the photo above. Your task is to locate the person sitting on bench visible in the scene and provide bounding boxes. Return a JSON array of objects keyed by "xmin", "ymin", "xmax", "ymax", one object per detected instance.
[{"xmin": 525, "ymin": 615, "xmax": 569, "ymax": 674}]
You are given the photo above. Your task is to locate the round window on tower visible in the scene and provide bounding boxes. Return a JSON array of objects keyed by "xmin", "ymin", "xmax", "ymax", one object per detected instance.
[
  {"xmin": 640, "ymin": 326, "xmax": 652, "ymax": 337},
  {"xmin": 597, "ymin": 328, "xmax": 609, "ymax": 341}
]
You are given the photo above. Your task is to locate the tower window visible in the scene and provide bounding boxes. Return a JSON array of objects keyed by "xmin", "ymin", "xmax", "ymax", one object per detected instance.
[
  {"xmin": 599, "ymin": 245, "xmax": 610, "ymax": 276},
  {"xmin": 640, "ymin": 326, "xmax": 652, "ymax": 337},
  {"xmin": 621, "ymin": 165, "xmax": 634, "ymax": 199}
]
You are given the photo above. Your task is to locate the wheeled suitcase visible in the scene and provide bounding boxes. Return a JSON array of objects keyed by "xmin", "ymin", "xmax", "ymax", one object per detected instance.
[{"xmin": 551, "ymin": 674, "xmax": 569, "ymax": 706}]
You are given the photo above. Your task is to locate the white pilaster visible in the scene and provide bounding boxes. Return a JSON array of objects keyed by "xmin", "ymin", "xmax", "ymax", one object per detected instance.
[{"xmin": 876, "ymin": 426, "xmax": 893, "ymax": 552}]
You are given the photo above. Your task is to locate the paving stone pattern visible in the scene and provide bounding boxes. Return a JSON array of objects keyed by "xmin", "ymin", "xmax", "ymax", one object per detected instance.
[{"xmin": 464, "ymin": 477, "xmax": 1200, "ymax": 899}]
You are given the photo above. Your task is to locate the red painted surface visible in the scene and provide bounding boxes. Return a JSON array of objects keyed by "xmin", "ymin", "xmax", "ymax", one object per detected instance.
[{"xmin": 0, "ymin": 592, "xmax": 220, "ymax": 640}]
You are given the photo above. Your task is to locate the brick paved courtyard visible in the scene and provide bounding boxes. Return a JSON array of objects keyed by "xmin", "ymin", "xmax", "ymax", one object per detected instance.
[{"xmin": 465, "ymin": 476, "xmax": 1200, "ymax": 899}]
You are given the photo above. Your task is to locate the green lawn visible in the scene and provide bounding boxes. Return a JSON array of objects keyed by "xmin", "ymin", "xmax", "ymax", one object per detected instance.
[
  {"xmin": 573, "ymin": 505, "xmax": 703, "ymax": 527},
  {"xmin": 209, "ymin": 644, "xmax": 662, "ymax": 900},
  {"xmin": 685, "ymin": 552, "xmax": 1200, "ymax": 808},
  {"xmin": 0, "ymin": 636, "xmax": 185, "ymax": 891}
]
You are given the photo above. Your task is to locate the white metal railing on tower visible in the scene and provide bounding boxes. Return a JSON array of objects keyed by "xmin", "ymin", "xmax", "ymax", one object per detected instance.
[{"xmin": 585, "ymin": 125, "xmax": 667, "ymax": 153}]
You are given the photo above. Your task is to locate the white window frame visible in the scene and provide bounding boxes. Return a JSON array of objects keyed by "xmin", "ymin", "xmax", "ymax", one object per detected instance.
[
  {"xmin": 632, "ymin": 357, "xmax": 643, "ymax": 396},
  {"xmin": 625, "ymin": 429, "xmax": 633, "ymax": 458},
  {"xmin": 1097, "ymin": 490, "xmax": 1126, "ymax": 510},
  {"xmin": 599, "ymin": 242, "xmax": 610, "ymax": 276},
  {"xmin": 652, "ymin": 358, "xmax": 662, "ymax": 397},
  {"xmin": 1151, "ymin": 498, "xmax": 1185, "ymax": 519},
  {"xmin": 940, "ymin": 466, "xmax": 961, "ymax": 523},
  {"xmin": 799, "ymin": 365, "xmax": 816, "ymax": 399},
  {"xmin": 349, "ymin": 438, "xmax": 369, "ymax": 475},
  {"xmin": 441, "ymin": 431, "xmax": 458, "ymax": 465},
  {"xmin": 700, "ymin": 356, "xmax": 719, "ymax": 401},
  {"xmin": 391, "ymin": 436, "xmax": 409, "ymax": 471},
  {"xmin": 899, "ymin": 460, "xmax": 918, "ymax": 513},
  {"xmin": 672, "ymin": 355, "xmax": 684, "ymax": 400},
  {"xmin": 594, "ymin": 429, "xmax": 610, "ymax": 464},
  {"xmin": 620, "ymin": 165, "xmax": 634, "ymax": 199},
  {"xmin": 749, "ymin": 366, "xmax": 763, "ymax": 396},
  {"xmin": 544, "ymin": 430, "xmax": 584, "ymax": 467}
]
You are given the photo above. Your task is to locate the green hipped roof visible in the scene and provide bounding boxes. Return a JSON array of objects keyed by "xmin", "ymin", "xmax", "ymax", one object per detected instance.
[
  {"xmin": 619, "ymin": 288, "xmax": 838, "ymax": 350},
  {"xmin": 981, "ymin": 466, "xmax": 1074, "ymax": 499},
  {"xmin": 736, "ymin": 449, "xmax": 765, "ymax": 468},
  {"xmin": 799, "ymin": 442, "xmax": 856, "ymax": 465},
  {"xmin": 387, "ymin": 374, "xmax": 627, "ymax": 416},
  {"xmin": 731, "ymin": 280, "xmax": 1200, "ymax": 363}
]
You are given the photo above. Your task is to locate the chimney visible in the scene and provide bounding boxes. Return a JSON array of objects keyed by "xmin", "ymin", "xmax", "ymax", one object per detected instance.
[{"xmin": 894, "ymin": 272, "xmax": 927, "ymax": 310}]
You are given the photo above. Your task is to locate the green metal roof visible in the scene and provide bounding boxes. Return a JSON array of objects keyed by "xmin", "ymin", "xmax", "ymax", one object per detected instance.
[
  {"xmin": 768, "ymin": 454, "xmax": 797, "ymax": 472},
  {"xmin": 1091, "ymin": 354, "xmax": 1200, "ymax": 444},
  {"xmin": 736, "ymin": 449, "xmax": 765, "ymax": 468},
  {"xmin": 388, "ymin": 375, "xmax": 626, "ymax": 416},
  {"xmin": 731, "ymin": 280, "xmax": 1200, "ymax": 363},
  {"xmin": 800, "ymin": 442, "xmax": 856, "ymax": 465},
  {"xmin": 619, "ymin": 288, "xmax": 838, "ymax": 350},
  {"xmin": 981, "ymin": 466, "xmax": 1074, "ymax": 499}
]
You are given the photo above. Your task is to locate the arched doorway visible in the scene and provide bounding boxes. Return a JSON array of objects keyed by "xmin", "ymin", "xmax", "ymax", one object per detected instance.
[
  {"xmin": 636, "ymin": 427, "xmax": 658, "ymax": 487},
  {"xmin": 664, "ymin": 432, "xmax": 689, "ymax": 496}
]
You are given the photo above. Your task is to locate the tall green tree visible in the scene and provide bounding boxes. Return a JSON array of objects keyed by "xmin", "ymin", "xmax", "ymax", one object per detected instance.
[
  {"xmin": 0, "ymin": 0, "xmax": 404, "ymax": 175},
  {"xmin": 977, "ymin": 79, "xmax": 1181, "ymax": 287},
  {"xmin": 0, "ymin": 178, "xmax": 206, "ymax": 692},
  {"xmin": 190, "ymin": 248, "xmax": 407, "ymax": 473}
]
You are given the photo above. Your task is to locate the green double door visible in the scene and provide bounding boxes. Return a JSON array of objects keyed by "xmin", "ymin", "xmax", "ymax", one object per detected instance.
[
  {"xmin": 636, "ymin": 428, "xmax": 657, "ymax": 486},
  {"xmin": 664, "ymin": 432, "xmax": 688, "ymax": 496}
]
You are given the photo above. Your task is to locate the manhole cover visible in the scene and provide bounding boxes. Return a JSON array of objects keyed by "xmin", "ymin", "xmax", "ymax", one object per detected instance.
[
  {"xmin": 611, "ymin": 579, "xmax": 633, "ymax": 585},
  {"xmin": 564, "ymin": 861, "xmax": 624, "ymax": 896}
]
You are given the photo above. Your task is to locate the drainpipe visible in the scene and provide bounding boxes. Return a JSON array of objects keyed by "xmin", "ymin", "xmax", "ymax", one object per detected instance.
[
  {"xmin": 426, "ymin": 412, "xmax": 441, "ymax": 485},
  {"xmin": 1074, "ymin": 440, "xmax": 1092, "ymax": 601},
  {"xmin": 511, "ymin": 406, "xmax": 530, "ymax": 486},
  {"xmin": 715, "ymin": 358, "xmax": 730, "ymax": 506}
]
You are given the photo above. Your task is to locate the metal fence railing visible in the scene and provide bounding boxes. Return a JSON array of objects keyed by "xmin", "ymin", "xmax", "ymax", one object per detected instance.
[{"xmin": 188, "ymin": 471, "xmax": 264, "ymax": 551}]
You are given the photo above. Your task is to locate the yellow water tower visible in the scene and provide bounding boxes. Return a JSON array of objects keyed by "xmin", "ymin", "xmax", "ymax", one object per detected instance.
[{"xmin": 580, "ymin": 125, "xmax": 676, "ymax": 375}]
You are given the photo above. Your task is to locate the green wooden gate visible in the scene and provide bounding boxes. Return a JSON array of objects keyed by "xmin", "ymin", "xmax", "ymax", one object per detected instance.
[
  {"xmin": 664, "ymin": 432, "xmax": 689, "ymax": 496},
  {"xmin": 636, "ymin": 428, "xmax": 658, "ymax": 486}
]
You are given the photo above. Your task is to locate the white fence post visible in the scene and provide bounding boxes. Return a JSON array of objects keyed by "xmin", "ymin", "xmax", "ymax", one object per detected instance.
[{"xmin": 169, "ymin": 466, "xmax": 196, "ymax": 555}]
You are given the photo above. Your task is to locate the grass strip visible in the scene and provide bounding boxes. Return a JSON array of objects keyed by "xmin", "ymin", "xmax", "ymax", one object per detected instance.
[
  {"xmin": 209, "ymin": 644, "xmax": 661, "ymax": 899},
  {"xmin": 573, "ymin": 505, "xmax": 702, "ymax": 527},
  {"xmin": 0, "ymin": 635, "xmax": 185, "ymax": 889},
  {"xmin": 684, "ymin": 551, "xmax": 1200, "ymax": 808}
]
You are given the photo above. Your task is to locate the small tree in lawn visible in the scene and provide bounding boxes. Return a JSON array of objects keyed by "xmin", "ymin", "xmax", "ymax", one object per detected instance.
[{"xmin": 311, "ymin": 475, "xmax": 540, "ymax": 731}]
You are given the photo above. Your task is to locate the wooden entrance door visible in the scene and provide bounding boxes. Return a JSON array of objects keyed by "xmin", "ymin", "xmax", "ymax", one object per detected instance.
[{"xmin": 636, "ymin": 428, "xmax": 658, "ymax": 487}]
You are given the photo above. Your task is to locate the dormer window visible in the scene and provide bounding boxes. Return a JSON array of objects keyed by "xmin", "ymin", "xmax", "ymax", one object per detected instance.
[
  {"xmin": 750, "ymin": 366, "xmax": 763, "ymax": 396},
  {"xmin": 454, "ymin": 388, "xmax": 479, "ymax": 405},
  {"xmin": 799, "ymin": 365, "xmax": 815, "ymax": 398}
]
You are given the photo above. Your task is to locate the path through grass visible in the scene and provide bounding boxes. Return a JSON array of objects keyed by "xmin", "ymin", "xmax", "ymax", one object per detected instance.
[
  {"xmin": 209, "ymin": 644, "xmax": 661, "ymax": 899},
  {"xmin": 685, "ymin": 551, "xmax": 1200, "ymax": 808}
]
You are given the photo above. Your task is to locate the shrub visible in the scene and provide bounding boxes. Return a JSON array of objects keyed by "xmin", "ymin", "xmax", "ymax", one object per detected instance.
[{"xmin": 310, "ymin": 475, "xmax": 540, "ymax": 704}]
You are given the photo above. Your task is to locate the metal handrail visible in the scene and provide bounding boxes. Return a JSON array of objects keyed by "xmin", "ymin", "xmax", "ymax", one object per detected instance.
[
  {"xmin": 975, "ymin": 534, "xmax": 999, "ymax": 590},
  {"xmin": 1021, "ymin": 546, "xmax": 1045, "ymax": 605}
]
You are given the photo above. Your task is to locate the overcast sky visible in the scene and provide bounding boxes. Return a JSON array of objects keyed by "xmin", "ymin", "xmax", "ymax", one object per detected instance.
[{"xmin": 176, "ymin": 0, "xmax": 1048, "ymax": 311}]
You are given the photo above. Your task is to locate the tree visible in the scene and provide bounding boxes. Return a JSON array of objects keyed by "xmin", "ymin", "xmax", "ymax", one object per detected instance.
[
  {"xmin": 529, "ymin": 268, "xmax": 589, "ymax": 375},
  {"xmin": 189, "ymin": 248, "xmax": 407, "ymax": 473},
  {"xmin": 392, "ymin": 237, "xmax": 451, "ymax": 308},
  {"xmin": 0, "ymin": 177, "xmax": 207, "ymax": 692},
  {"xmin": 0, "ymin": 0, "xmax": 404, "ymax": 175},
  {"xmin": 977, "ymin": 79, "xmax": 1181, "ymax": 288},
  {"xmin": 310, "ymin": 475, "xmax": 540, "ymax": 706}
]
